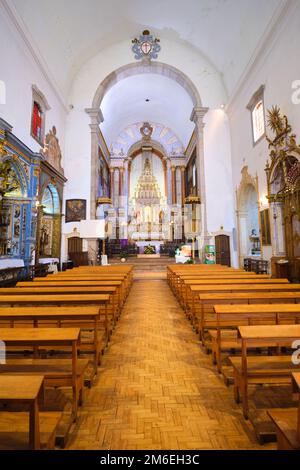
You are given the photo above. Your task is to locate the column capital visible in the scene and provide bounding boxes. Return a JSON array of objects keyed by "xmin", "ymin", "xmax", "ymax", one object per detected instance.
[
  {"xmin": 190, "ymin": 106, "xmax": 209, "ymax": 124},
  {"xmin": 180, "ymin": 166, "xmax": 186, "ymax": 172},
  {"xmin": 85, "ymin": 107, "xmax": 104, "ymax": 126},
  {"xmin": 171, "ymin": 166, "xmax": 176, "ymax": 172}
]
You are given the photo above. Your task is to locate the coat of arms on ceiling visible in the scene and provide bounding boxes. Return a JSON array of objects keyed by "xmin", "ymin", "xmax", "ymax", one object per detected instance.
[
  {"xmin": 132, "ymin": 30, "xmax": 161, "ymax": 61},
  {"xmin": 140, "ymin": 122, "xmax": 153, "ymax": 140},
  {"xmin": 41, "ymin": 126, "xmax": 64, "ymax": 174}
]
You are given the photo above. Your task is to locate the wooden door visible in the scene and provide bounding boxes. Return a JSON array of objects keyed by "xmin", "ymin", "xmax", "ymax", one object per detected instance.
[
  {"xmin": 68, "ymin": 236, "xmax": 82, "ymax": 254},
  {"xmin": 215, "ymin": 235, "xmax": 231, "ymax": 266}
]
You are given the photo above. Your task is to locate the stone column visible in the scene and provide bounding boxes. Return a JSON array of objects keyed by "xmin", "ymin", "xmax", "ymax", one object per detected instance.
[
  {"xmin": 190, "ymin": 106, "xmax": 209, "ymax": 234},
  {"xmin": 85, "ymin": 108, "xmax": 104, "ymax": 219},
  {"xmin": 110, "ymin": 168, "xmax": 115, "ymax": 206},
  {"xmin": 171, "ymin": 166, "xmax": 176, "ymax": 205},
  {"xmin": 181, "ymin": 166, "xmax": 186, "ymax": 206},
  {"xmin": 119, "ymin": 167, "xmax": 124, "ymax": 198},
  {"xmin": 167, "ymin": 159, "xmax": 172, "ymax": 205},
  {"xmin": 85, "ymin": 107, "xmax": 104, "ymax": 264}
]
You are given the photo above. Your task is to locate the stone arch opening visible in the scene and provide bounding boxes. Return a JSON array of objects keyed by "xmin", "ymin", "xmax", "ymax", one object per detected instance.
[{"xmin": 236, "ymin": 167, "xmax": 260, "ymax": 266}]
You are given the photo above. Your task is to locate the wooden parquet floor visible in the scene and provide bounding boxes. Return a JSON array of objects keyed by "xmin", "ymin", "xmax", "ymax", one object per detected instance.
[{"xmin": 67, "ymin": 279, "xmax": 274, "ymax": 450}]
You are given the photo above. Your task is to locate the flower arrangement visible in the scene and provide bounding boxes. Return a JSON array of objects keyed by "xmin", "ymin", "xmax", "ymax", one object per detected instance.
[
  {"xmin": 184, "ymin": 258, "xmax": 195, "ymax": 264},
  {"xmin": 144, "ymin": 244, "xmax": 155, "ymax": 255}
]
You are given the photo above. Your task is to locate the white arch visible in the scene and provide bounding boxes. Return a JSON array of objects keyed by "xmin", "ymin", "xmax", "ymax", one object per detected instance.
[{"xmin": 92, "ymin": 62, "xmax": 202, "ymax": 110}]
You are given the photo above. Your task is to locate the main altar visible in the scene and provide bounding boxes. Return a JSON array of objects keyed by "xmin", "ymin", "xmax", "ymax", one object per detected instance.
[{"xmin": 128, "ymin": 156, "xmax": 168, "ymax": 246}]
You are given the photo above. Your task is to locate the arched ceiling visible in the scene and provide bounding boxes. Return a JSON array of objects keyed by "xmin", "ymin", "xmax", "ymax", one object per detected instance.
[
  {"xmin": 100, "ymin": 74, "xmax": 194, "ymax": 149},
  {"xmin": 9, "ymin": 0, "xmax": 282, "ymax": 98}
]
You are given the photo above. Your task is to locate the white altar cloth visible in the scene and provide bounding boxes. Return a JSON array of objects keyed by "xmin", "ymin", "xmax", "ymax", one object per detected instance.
[
  {"xmin": 175, "ymin": 255, "xmax": 190, "ymax": 264},
  {"xmin": 0, "ymin": 258, "xmax": 24, "ymax": 270},
  {"xmin": 39, "ymin": 258, "xmax": 59, "ymax": 274},
  {"xmin": 39, "ymin": 258, "xmax": 59, "ymax": 264}
]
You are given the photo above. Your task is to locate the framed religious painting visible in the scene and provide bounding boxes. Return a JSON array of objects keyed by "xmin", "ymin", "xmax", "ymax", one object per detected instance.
[{"xmin": 65, "ymin": 199, "xmax": 86, "ymax": 223}]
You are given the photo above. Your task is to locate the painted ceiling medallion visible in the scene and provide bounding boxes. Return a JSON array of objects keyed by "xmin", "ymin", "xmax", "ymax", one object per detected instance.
[
  {"xmin": 132, "ymin": 30, "xmax": 161, "ymax": 61},
  {"xmin": 140, "ymin": 122, "xmax": 153, "ymax": 140}
]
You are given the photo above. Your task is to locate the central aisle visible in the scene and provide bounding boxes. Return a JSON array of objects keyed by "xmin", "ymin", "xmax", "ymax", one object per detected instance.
[{"xmin": 69, "ymin": 279, "xmax": 265, "ymax": 450}]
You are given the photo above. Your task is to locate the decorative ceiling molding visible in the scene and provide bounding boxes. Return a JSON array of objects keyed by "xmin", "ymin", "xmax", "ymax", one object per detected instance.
[
  {"xmin": 110, "ymin": 122, "xmax": 185, "ymax": 158},
  {"xmin": 226, "ymin": 0, "xmax": 294, "ymax": 115},
  {"xmin": 1, "ymin": 0, "xmax": 68, "ymax": 112}
]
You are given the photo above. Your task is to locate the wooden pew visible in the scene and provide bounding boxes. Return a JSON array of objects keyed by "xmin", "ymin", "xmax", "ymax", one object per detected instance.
[
  {"xmin": 169, "ymin": 268, "xmax": 267, "ymax": 293},
  {"xmin": 0, "ymin": 328, "xmax": 81, "ymax": 420},
  {"xmin": 0, "ymin": 306, "xmax": 105, "ymax": 371},
  {"xmin": 211, "ymin": 304, "xmax": 300, "ymax": 373},
  {"xmin": 35, "ymin": 274, "xmax": 131, "ymax": 299},
  {"xmin": 181, "ymin": 279, "xmax": 289, "ymax": 313},
  {"xmin": 229, "ymin": 324, "xmax": 300, "ymax": 419},
  {"xmin": 22, "ymin": 279, "xmax": 126, "ymax": 310},
  {"xmin": 172, "ymin": 274, "xmax": 275, "ymax": 304},
  {"xmin": 268, "ymin": 372, "xmax": 300, "ymax": 450},
  {"xmin": 167, "ymin": 265, "xmax": 245, "ymax": 290},
  {"xmin": 0, "ymin": 286, "xmax": 119, "ymax": 324},
  {"xmin": 166, "ymin": 264, "xmax": 235, "ymax": 285},
  {"xmin": 197, "ymin": 292, "xmax": 300, "ymax": 341}
]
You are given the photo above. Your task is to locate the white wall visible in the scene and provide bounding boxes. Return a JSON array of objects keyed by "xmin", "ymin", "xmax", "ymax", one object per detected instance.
[
  {"xmin": 0, "ymin": 2, "xmax": 67, "ymax": 159},
  {"xmin": 227, "ymin": 2, "xmax": 300, "ymax": 263},
  {"xmin": 203, "ymin": 109, "xmax": 238, "ymax": 266}
]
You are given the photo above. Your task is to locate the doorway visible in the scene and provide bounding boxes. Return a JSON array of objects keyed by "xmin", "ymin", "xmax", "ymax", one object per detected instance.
[{"xmin": 215, "ymin": 234, "xmax": 231, "ymax": 266}]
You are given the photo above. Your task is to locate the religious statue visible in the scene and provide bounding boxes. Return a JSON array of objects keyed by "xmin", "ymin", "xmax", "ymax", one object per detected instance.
[
  {"xmin": 40, "ymin": 224, "xmax": 49, "ymax": 255},
  {"xmin": 42, "ymin": 126, "xmax": 64, "ymax": 174}
]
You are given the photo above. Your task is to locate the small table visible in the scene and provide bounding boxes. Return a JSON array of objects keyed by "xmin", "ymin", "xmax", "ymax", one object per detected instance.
[{"xmin": 0, "ymin": 375, "xmax": 44, "ymax": 450}]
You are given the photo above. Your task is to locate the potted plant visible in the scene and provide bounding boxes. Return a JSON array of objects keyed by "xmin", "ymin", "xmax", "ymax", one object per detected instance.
[
  {"xmin": 184, "ymin": 258, "xmax": 195, "ymax": 264},
  {"xmin": 119, "ymin": 250, "xmax": 128, "ymax": 263}
]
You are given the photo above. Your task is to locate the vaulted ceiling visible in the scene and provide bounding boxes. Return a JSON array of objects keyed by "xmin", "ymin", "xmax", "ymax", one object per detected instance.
[
  {"xmin": 100, "ymin": 74, "xmax": 194, "ymax": 149},
  {"xmin": 10, "ymin": 0, "xmax": 282, "ymax": 98}
]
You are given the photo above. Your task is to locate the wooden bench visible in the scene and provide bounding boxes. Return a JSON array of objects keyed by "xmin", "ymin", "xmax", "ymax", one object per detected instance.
[
  {"xmin": 36, "ymin": 274, "xmax": 131, "ymax": 299},
  {"xmin": 0, "ymin": 328, "xmax": 81, "ymax": 419},
  {"xmin": 267, "ymin": 372, "xmax": 300, "ymax": 450},
  {"xmin": 197, "ymin": 292, "xmax": 300, "ymax": 342},
  {"xmin": 167, "ymin": 265, "xmax": 245, "ymax": 290},
  {"xmin": 172, "ymin": 274, "xmax": 278, "ymax": 304},
  {"xmin": 0, "ymin": 286, "xmax": 119, "ymax": 325},
  {"xmin": 229, "ymin": 325, "xmax": 300, "ymax": 419},
  {"xmin": 0, "ymin": 306, "xmax": 106, "ymax": 370},
  {"xmin": 22, "ymin": 279, "xmax": 126, "ymax": 312},
  {"xmin": 211, "ymin": 304, "xmax": 300, "ymax": 373},
  {"xmin": 182, "ymin": 279, "xmax": 290, "ymax": 314}
]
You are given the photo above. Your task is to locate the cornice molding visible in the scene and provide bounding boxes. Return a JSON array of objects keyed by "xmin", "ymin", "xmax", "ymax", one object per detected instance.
[
  {"xmin": 226, "ymin": 0, "xmax": 296, "ymax": 115},
  {"xmin": 1, "ymin": 0, "xmax": 68, "ymax": 112}
]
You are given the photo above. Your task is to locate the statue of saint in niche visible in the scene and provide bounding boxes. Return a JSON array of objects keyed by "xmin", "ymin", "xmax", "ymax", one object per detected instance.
[{"xmin": 40, "ymin": 225, "xmax": 49, "ymax": 255}]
